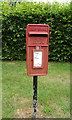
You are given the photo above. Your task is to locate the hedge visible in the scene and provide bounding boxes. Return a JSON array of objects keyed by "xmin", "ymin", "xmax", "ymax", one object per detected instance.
[{"xmin": 2, "ymin": 1, "xmax": 72, "ymax": 61}]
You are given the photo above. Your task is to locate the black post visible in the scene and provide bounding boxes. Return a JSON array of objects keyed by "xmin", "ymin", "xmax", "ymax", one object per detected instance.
[{"xmin": 33, "ymin": 76, "xmax": 38, "ymax": 118}]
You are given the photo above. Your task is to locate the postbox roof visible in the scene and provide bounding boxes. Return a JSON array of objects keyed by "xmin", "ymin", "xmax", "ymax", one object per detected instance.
[{"xmin": 27, "ymin": 24, "xmax": 49, "ymax": 26}]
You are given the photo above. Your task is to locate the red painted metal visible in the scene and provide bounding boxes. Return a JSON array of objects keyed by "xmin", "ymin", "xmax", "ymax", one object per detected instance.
[{"xmin": 26, "ymin": 24, "xmax": 50, "ymax": 76}]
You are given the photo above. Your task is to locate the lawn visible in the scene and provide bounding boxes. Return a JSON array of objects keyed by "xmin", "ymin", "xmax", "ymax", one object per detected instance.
[{"xmin": 2, "ymin": 61, "xmax": 70, "ymax": 118}]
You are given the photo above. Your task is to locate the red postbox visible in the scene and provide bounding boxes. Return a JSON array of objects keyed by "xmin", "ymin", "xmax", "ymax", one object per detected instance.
[{"xmin": 26, "ymin": 24, "xmax": 50, "ymax": 76}]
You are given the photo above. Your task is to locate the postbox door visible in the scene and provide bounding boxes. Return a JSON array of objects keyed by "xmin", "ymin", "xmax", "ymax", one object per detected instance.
[{"xmin": 26, "ymin": 46, "xmax": 48, "ymax": 76}]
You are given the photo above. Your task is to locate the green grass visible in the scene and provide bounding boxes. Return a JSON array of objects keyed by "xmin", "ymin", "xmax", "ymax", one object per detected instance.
[
  {"xmin": 2, "ymin": 61, "xmax": 70, "ymax": 118},
  {"xmin": 0, "ymin": 61, "xmax": 2, "ymax": 119}
]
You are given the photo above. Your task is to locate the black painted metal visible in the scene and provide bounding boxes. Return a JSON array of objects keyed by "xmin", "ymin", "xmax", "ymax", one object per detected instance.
[{"xmin": 33, "ymin": 76, "xmax": 38, "ymax": 118}]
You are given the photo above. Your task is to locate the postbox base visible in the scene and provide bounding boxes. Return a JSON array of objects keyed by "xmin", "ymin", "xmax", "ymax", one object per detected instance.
[{"xmin": 27, "ymin": 73, "xmax": 48, "ymax": 76}]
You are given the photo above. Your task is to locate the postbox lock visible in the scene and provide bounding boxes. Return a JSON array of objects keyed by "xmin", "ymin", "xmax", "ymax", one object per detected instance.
[{"xmin": 31, "ymin": 59, "xmax": 33, "ymax": 61}]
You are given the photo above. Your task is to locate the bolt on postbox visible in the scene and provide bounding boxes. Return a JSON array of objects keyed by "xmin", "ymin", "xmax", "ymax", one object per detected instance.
[{"xmin": 26, "ymin": 24, "xmax": 50, "ymax": 76}]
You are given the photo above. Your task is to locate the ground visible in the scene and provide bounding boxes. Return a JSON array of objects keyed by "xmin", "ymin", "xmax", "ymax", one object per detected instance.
[{"xmin": 2, "ymin": 61, "xmax": 70, "ymax": 118}]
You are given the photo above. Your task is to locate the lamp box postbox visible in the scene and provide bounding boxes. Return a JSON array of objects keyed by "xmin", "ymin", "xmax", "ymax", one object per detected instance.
[{"xmin": 26, "ymin": 24, "xmax": 50, "ymax": 76}]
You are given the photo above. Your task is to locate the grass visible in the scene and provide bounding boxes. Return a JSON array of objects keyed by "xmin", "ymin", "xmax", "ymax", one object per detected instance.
[
  {"xmin": 0, "ymin": 61, "xmax": 2, "ymax": 119},
  {"xmin": 2, "ymin": 61, "xmax": 70, "ymax": 118}
]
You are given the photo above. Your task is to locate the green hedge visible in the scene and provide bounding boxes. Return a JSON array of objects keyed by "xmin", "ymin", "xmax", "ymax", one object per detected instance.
[{"xmin": 2, "ymin": 1, "xmax": 72, "ymax": 61}]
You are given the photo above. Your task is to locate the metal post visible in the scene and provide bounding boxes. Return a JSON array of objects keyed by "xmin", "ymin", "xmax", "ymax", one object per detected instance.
[{"xmin": 33, "ymin": 76, "xmax": 38, "ymax": 118}]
